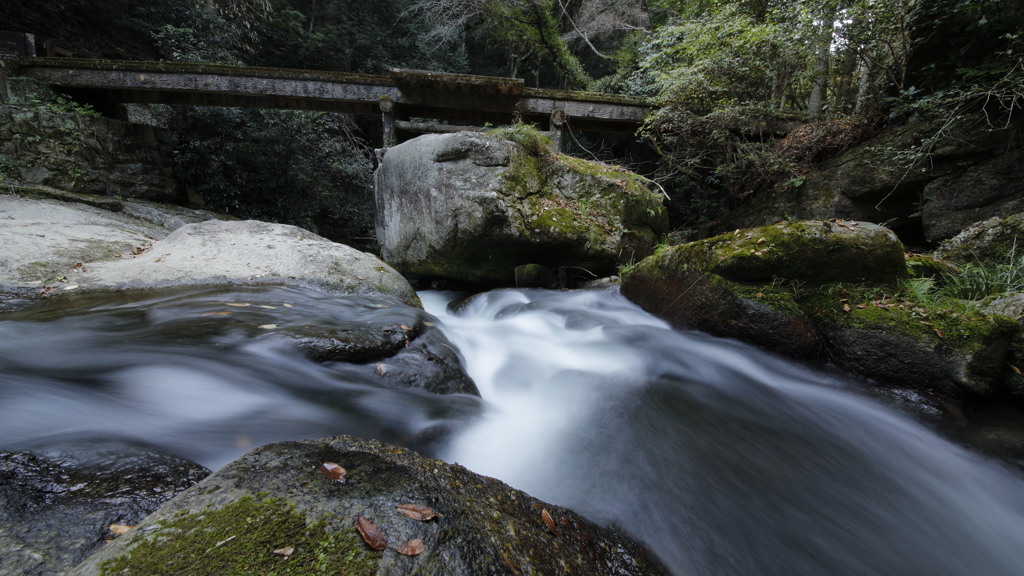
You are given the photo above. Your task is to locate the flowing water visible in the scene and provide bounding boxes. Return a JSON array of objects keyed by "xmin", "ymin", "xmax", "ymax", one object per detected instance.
[{"xmin": 3, "ymin": 285, "xmax": 1024, "ymax": 575}]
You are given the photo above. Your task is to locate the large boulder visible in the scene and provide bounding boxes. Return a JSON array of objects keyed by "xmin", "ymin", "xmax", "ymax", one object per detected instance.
[
  {"xmin": 78, "ymin": 220, "xmax": 420, "ymax": 306},
  {"xmin": 621, "ymin": 219, "xmax": 1019, "ymax": 398},
  {"xmin": 71, "ymin": 436, "xmax": 666, "ymax": 576},
  {"xmin": 0, "ymin": 195, "xmax": 421, "ymax": 310},
  {"xmin": 1, "ymin": 440, "xmax": 209, "ymax": 576},
  {"xmin": 374, "ymin": 132, "xmax": 668, "ymax": 287},
  {"xmin": 921, "ymin": 148, "xmax": 1024, "ymax": 242},
  {"xmin": 933, "ymin": 212, "xmax": 1024, "ymax": 265}
]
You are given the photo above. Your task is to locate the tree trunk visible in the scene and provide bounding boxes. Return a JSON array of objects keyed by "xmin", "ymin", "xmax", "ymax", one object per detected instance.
[
  {"xmin": 807, "ymin": 16, "xmax": 835, "ymax": 117},
  {"xmin": 854, "ymin": 55, "xmax": 874, "ymax": 114}
]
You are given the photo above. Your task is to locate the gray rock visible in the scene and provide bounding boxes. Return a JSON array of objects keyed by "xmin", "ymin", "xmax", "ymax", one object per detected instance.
[
  {"xmin": 263, "ymin": 304, "xmax": 478, "ymax": 396},
  {"xmin": 0, "ymin": 440, "xmax": 208, "ymax": 576},
  {"xmin": 933, "ymin": 212, "xmax": 1024, "ymax": 265},
  {"xmin": 71, "ymin": 436, "xmax": 666, "ymax": 576},
  {"xmin": 73, "ymin": 219, "xmax": 421, "ymax": 307},
  {"xmin": 374, "ymin": 132, "xmax": 668, "ymax": 287},
  {"xmin": 922, "ymin": 149, "xmax": 1024, "ymax": 242}
]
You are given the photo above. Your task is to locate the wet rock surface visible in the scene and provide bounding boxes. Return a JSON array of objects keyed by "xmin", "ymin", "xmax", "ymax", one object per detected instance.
[
  {"xmin": 71, "ymin": 436, "xmax": 667, "ymax": 576},
  {"xmin": 0, "ymin": 440, "xmax": 209, "ymax": 576}
]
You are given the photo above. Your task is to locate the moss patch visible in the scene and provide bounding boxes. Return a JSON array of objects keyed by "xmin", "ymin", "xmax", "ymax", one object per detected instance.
[{"xmin": 98, "ymin": 495, "xmax": 378, "ymax": 576}]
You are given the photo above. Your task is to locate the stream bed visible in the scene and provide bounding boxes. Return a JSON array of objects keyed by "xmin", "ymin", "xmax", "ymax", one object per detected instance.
[{"xmin": 3, "ymin": 285, "xmax": 1024, "ymax": 575}]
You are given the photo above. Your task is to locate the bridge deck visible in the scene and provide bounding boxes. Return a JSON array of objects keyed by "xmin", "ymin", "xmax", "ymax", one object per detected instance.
[{"xmin": 18, "ymin": 58, "xmax": 652, "ymax": 134}]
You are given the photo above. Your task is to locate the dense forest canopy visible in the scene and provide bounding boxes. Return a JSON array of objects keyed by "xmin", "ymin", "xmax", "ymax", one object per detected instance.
[{"xmin": 2, "ymin": 0, "xmax": 1021, "ymax": 240}]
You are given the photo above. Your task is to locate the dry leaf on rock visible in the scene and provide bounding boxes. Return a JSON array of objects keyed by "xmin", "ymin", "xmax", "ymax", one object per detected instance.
[
  {"xmin": 397, "ymin": 503, "xmax": 440, "ymax": 521},
  {"xmin": 396, "ymin": 539, "xmax": 425, "ymax": 556},
  {"xmin": 541, "ymin": 509, "xmax": 560, "ymax": 538},
  {"xmin": 356, "ymin": 516, "xmax": 387, "ymax": 550},
  {"xmin": 319, "ymin": 462, "xmax": 346, "ymax": 483},
  {"xmin": 109, "ymin": 524, "xmax": 132, "ymax": 536},
  {"xmin": 273, "ymin": 546, "xmax": 294, "ymax": 556}
]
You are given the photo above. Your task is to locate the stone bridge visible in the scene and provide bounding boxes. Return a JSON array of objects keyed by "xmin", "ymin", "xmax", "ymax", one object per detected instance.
[{"xmin": 9, "ymin": 58, "xmax": 653, "ymax": 148}]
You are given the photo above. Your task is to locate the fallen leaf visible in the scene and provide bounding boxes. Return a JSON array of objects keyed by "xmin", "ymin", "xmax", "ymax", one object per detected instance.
[
  {"xmin": 396, "ymin": 539, "xmax": 425, "ymax": 556},
  {"xmin": 319, "ymin": 462, "xmax": 347, "ymax": 483},
  {"xmin": 400, "ymin": 324, "xmax": 412, "ymax": 331},
  {"xmin": 259, "ymin": 305, "xmax": 276, "ymax": 309},
  {"xmin": 856, "ymin": 304, "xmax": 868, "ymax": 309},
  {"xmin": 356, "ymin": 516, "xmax": 387, "ymax": 550},
  {"xmin": 542, "ymin": 509, "xmax": 560, "ymax": 538},
  {"xmin": 423, "ymin": 321, "xmax": 434, "ymax": 327},
  {"xmin": 756, "ymin": 292, "xmax": 764, "ymax": 298},
  {"xmin": 73, "ymin": 262, "xmax": 83, "ymax": 269},
  {"xmin": 841, "ymin": 302, "xmax": 851, "ymax": 312},
  {"xmin": 109, "ymin": 524, "xmax": 132, "ymax": 536},
  {"xmin": 258, "ymin": 324, "xmax": 278, "ymax": 329},
  {"xmin": 39, "ymin": 286, "xmax": 56, "ymax": 297},
  {"xmin": 227, "ymin": 303, "xmax": 250, "ymax": 307},
  {"xmin": 283, "ymin": 303, "xmax": 293, "ymax": 307},
  {"xmin": 57, "ymin": 276, "xmax": 67, "ymax": 283},
  {"xmin": 1011, "ymin": 364, "xmax": 1022, "ymax": 375},
  {"xmin": 397, "ymin": 503, "xmax": 441, "ymax": 521},
  {"xmin": 376, "ymin": 364, "xmax": 387, "ymax": 376},
  {"xmin": 920, "ymin": 321, "xmax": 932, "ymax": 326},
  {"xmin": 63, "ymin": 285, "xmax": 79, "ymax": 291},
  {"xmin": 934, "ymin": 328, "xmax": 945, "ymax": 338},
  {"xmin": 356, "ymin": 275, "xmax": 364, "ymax": 280},
  {"xmin": 272, "ymin": 546, "xmax": 294, "ymax": 556},
  {"xmin": 756, "ymin": 237, "xmax": 766, "ymax": 245},
  {"xmin": 202, "ymin": 311, "xmax": 232, "ymax": 316},
  {"xmin": 154, "ymin": 258, "xmax": 161, "ymax": 262}
]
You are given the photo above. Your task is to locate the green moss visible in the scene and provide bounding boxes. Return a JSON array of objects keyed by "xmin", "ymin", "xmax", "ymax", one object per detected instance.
[
  {"xmin": 906, "ymin": 254, "xmax": 955, "ymax": 279},
  {"xmin": 488, "ymin": 122, "xmax": 552, "ymax": 156},
  {"xmin": 98, "ymin": 496, "xmax": 378, "ymax": 576}
]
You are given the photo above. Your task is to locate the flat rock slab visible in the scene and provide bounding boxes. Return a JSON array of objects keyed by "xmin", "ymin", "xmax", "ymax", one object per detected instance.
[
  {"xmin": 0, "ymin": 196, "xmax": 165, "ymax": 292},
  {"xmin": 72, "ymin": 220, "xmax": 419, "ymax": 306},
  {"xmin": 0, "ymin": 195, "xmax": 420, "ymax": 309},
  {"xmin": 71, "ymin": 436, "xmax": 666, "ymax": 576}
]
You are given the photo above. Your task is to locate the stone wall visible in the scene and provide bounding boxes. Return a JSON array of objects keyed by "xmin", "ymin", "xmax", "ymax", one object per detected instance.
[{"xmin": 0, "ymin": 78, "xmax": 182, "ymax": 203}]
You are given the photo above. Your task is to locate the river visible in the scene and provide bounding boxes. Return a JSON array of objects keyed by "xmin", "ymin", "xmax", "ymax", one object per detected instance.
[{"xmin": 2, "ymin": 285, "xmax": 1024, "ymax": 575}]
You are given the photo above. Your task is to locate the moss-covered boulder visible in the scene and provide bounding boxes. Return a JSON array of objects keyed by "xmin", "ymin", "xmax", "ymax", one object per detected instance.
[
  {"xmin": 621, "ymin": 219, "xmax": 1020, "ymax": 398},
  {"xmin": 934, "ymin": 213, "xmax": 1024, "ymax": 265},
  {"xmin": 71, "ymin": 436, "xmax": 666, "ymax": 576},
  {"xmin": 374, "ymin": 132, "xmax": 668, "ymax": 287}
]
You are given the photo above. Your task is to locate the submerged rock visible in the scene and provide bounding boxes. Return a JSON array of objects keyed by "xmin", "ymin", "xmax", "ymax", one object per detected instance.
[
  {"xmin": 621, "ymin": 219, "xmax": 1019, "ymax": 399},
  {"xmin": 71, "ymin": 436, "xmax": 667, "ymax": 576},
  {"xmin": 374, "ymin": 132, "xmax": 668, "ymax": 287},
  {"xmin": 0, "ymin": 440, "xmax": 208, "ymax": 576}
]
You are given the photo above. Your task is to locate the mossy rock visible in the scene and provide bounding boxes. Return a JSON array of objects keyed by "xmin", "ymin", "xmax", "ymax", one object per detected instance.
[
  {"xmin": 71, "ymin": 436, "xmax": 666, "ymax": 576},
  {"xmin": 374, "ymin": 132, "xmax": 668, "ymax": 287},
  {"xmin": 621, "ymin": 220, "xmax": 1021, "ymax": 399},
  {"xmin": 906, "ymin": 254, "xmax": 957, "ymax": 279},
  {"xmin": 934, "ymin": 213, "xmax": 1024, "ymax": 265},
  {"xmin": 661, "ymin": 219, "xmax": 907, "ymax": 285}
]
